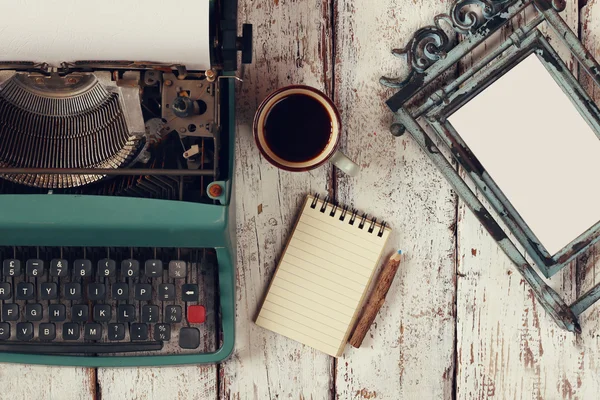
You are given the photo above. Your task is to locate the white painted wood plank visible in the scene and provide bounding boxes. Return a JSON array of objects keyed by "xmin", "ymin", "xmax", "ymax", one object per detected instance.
[
  {"xmin": 98, "ymin": 366, "xmax": 217, "ymax": 400},
  {"xmin": 219, "ymin": 0, "xmax": 335, "ymax": 398},
  {"xmin": 333, "ymin": 1, "xmax": 458, "ymax": 399},
  {"xmin": 0, "ymin": 366, "xmax": 94, "ymax": 400},
  {"xmin": 98, "ymin": 260, "xmax": 219, "ymax": 400},
  {"xmin": 570, "ymin": 1, "xmax": 600, "ymax": 398},
  {"xmin": 455, "ymin": 2, "xmax": 589, "ymax": 399}
]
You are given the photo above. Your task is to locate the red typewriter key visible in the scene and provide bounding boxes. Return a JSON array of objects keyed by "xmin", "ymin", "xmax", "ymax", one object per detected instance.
[{"xmin": 187, "ymin": 305, "xmax": 206, "ymax": 324}]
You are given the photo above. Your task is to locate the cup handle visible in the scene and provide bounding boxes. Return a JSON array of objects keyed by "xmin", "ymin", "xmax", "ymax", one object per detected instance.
[{"xmin": 330, "ymin": 150, "xmax": 360, "ymax": 177}]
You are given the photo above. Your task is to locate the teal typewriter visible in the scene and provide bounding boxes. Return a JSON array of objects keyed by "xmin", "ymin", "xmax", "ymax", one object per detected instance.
[{"xmin": 0, "ymin": 0, "xmax": 251, "ymax": 366}]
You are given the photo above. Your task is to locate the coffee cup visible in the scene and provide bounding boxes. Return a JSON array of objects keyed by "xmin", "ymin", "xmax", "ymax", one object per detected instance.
[{"xmin": 253, "ymin": 85, "xmax": 359, "ymax": 176}]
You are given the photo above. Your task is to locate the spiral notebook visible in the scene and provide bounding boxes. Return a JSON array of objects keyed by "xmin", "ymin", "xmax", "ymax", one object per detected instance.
[{"xmin": 255, "ymin": 194, "xmax": 392, "ymax": 357}]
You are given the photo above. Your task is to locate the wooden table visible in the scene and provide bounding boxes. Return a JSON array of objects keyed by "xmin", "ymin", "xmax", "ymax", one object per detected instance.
[{"xmin": 2, "ymin": 0, "xmax": 600, "ymax": 398}]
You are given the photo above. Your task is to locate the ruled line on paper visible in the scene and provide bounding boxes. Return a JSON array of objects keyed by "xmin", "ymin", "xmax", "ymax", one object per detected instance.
[
  {"xmin": 266, "ymin": 286, "xmax": 355, "ymax": 320},
  {"xmin": 282, "ymin": 256, "xmax": 366, "ymax": 288},
  {"xmin": 269, "ymin": 281, "xmax": 357, "ymax": 314},
  {"xmin": 273, "ymin": 275, "xmax": 358, "ymax": 308},
  {"xmin": 295, "ymin": 221, "xmax": 382, "ymax": 257},
  {"xmin": 260, "ymin": 303, "xmax": 348, "ymax": 338},
  {"xmin": 256, "ymin": 315, "xmax": 340, "ymax": 355},
  {"xmin": 257, "ymin": 311, "xmax": 343, "ymax": 344},
  {"xmin": 265, "ymin": 293, "xmax": 352, "ymax": 325},
  {"xmin": 285, "ymin": 245, "xmax": 372, "ymax": 279},
  {"xmin": 290, "ymin": 237, "xmax": 374, "ymax": 273},
  {"xmin": 294, "ymin": 225, "xmax": 380, "ymax": 261},
  {"xmin": 276, "ymin": 264, "xmax": 363, "ymax": 301}
]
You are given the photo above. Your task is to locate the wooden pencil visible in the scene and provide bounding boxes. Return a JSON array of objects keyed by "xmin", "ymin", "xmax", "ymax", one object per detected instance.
[{"xmin": 349, "ymin": 250, "xmax": 402, "ymax": 348}]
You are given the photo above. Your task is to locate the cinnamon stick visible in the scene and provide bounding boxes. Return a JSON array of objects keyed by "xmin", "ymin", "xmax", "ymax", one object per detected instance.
[{"xmin": 349, "ymin": 250, "xmax": 402, "ymax": 348}]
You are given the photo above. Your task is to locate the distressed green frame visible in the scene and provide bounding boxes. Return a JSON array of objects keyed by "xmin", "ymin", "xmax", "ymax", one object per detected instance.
[{"xmin": 385, "ymin": 0, "xmax": 600, "ymax": 331}]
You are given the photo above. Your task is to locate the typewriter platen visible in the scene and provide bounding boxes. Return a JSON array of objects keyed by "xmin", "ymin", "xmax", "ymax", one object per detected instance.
[{"xmin": 0, "ymin": 1, "xmax": 251, "ymax": 366}]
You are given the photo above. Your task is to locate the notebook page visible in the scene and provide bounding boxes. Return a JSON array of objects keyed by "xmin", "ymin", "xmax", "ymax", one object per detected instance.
[{"xmin": 256, "ymin": 195, "xmax": 391, "ymax": 356}]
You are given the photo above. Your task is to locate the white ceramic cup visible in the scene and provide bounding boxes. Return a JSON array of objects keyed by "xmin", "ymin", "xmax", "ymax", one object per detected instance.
[{"xmin": 253, "ymin": 85, "xmax": 359, "ymax": 176}]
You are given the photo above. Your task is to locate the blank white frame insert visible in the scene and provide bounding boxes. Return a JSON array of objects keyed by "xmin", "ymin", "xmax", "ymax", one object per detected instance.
[{"xmin": 449, "ymin": 54, "xmax": 600, "ymax": 255}]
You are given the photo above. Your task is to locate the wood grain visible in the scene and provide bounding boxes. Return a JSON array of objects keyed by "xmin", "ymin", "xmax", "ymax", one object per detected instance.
[
  {"xmin": 219, "ymin": 0, "xmax": 335, "ymax": 398},
  {"xmin": 10, "ymin": 2, "xmax": 600, "ymax": 400},
  {"xmin": 572, "ymin": 1, "xmax": 600, "ymax": 398},
  {"xmin": 97, "ymin": 257, "xmax": 219, "ymax": 400},
  {"xmin": 454, "ymin": 2, "xmax": 587, "ymax": 399},
  {"xmin": 98, "ymin": 366, "xmax": 217, "ymax": 400},
  {"xmin": 333, "ymin": 1, "xmax": 458, "ymax": 398},
  {"xmin": 0, "ymin": 367, "xmax": 95, "ymax": 400}
]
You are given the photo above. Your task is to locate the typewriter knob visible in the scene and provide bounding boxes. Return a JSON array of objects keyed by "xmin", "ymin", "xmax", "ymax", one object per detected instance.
[
  {"xmin": 237, "ymin": 24, "xmax": 253, "ymax": 65},
  {"xmin": 172, "ymin": 96, "xmax": 207, "ymax": 118}
]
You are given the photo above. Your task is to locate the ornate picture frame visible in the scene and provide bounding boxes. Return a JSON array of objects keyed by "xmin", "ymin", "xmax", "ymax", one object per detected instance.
[{"xmin": 384, "ymin": 0, "xmax": 600, "ymax": 332}]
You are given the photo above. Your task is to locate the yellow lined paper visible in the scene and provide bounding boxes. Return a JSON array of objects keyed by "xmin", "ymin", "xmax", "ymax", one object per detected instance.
[{"xmin": 255, "ymin": 195, "xmax": 392, "ymax": 357}]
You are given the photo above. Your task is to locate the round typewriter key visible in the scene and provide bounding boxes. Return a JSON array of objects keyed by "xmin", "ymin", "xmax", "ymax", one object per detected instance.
[
  {"xmin": 48, "ymin": 304, "xmax": 66, "ymax": 322},
  {"xmin": 63, "ymin": 323, "xmax": 80, "ymax": 340},
  {"xmin": 25, "ymin": 304, "xmax": 42, "ymax": 321},
  {"xmin": 16, "ymin": 282, "xmax": 34, "ymax": 300},
  {"xmin": 131, "ymin": 323, "xmax": 148, "ymax": 341},
  {"xmin": 84, "ymin": 323, "xmax": 103, "ymax": 341},
  {"xmin": 2, "ymin": 259, "xmax": 21, "ymax": 276},
  {"xmin": 166, "ymin": 305, "xmax": 182, "ymax": 323},
  {"xmin": 0, "ymin": 283, "xmax": 11, "ymax": 300},
  {"xmin": 179, "ymin": 327, "xmax": 200, "ymax": 349},
  {"xmin": 26, "ymin": 259, "xmax": 44, "ymax": 276},
  {"xmin": 181, "ymin": 284, "xmax": 199, "ymax": 302},
  {"xmin": 50, "ymin": 259, "xmax": 68, "ymax": 277},
  {"xmin": 2, "ymin": 304, "xmax": 18, "ymax": 321},
  {"xmin": 99, "ymin": 259, "xmax": 116, "ymax": 277},
  {"xmin": 40, "ymin": 282, "xmax": 58, "ymax": 300},
  {"xmin": 93, "ymin": 305, "xmax": 112, "ymax": 322},
  {"xmin": 87, "ymin": 283, "xmax": 106, "ymax": 301},
  {"xmin": 112, "ymin": 283, "xmax": 129, "ymax": 300},
  {"xmin": 187, "ymin": 305, "xmax": 206, "ymax": 324},
  {"xmin": 64, "ymin": 283, "xmax": 82, "ymax": 300},
  {"xmin": 154, "ymin": 324, "xmax": 171, "ymax": 341},
  {"xmin": 108, "ymin": 323, "xmax": 125, "ymax": 341},
  {"xmin": 16, "ymin": 322, "xmax": 33, "ymax": 341},
  {"xmin": 74, "ymin": 259, "xmax": 92, "ymax": 277},
  {"xmin": 39, "ymin": 323, "xmax": 56, "ymax": 341},
  {"xmin": 168, "ymin": 261, "xmax": 187, "ymax": 278},
  {"xmin": 144, "ymin": 260, "xmax": 163, "ymax": 277},
  {"xmin": 0, "ymin": 323, "xmax": 10, "ymax": 340},
  {"xmin": 122, "ymin": 259, "xmax": 140, "ymax": 277}
]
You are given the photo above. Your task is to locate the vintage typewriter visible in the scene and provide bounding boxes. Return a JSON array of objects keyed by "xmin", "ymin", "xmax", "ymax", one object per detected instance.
[{"xmin": 0, "ymin": 0, "xmax": 251, "ymax": 366}]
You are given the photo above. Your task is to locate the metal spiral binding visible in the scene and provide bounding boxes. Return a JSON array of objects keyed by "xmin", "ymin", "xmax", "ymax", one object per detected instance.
[
  {"xmin": 329, "ymin": 202, "xmax": 338, "ymax": 217},
  {"xmin": 368, "ymin": 218, "xmax": 377, "ymax": 233},
  {"xmin": 320, "ymin": 195, "xmax": 329, "ymax": 213},
  {"xmin": 378, "ymin": 221, "xmax": 387, "ymax": 237},
  {"xmin": 358, "ymin": 213, "xmax": 368, "ymax": 229},
  {"xmin": 310, "ymin": 194, "xmax": 386, "ymax": 237},
  {"xmin": 310, "ymin": 194, "xmax": 320, "ymax": 209},
  {"xmin": 349, "ymin": 209, "xmax": 358, "ymax": 225},
  {"xmin": 339, "ymin": 205, "xmax": 348, "ymax": 221}
]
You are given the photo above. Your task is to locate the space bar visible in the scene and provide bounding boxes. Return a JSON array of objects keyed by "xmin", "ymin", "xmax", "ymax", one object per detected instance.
[{"xmin": 0, "ymin": 341, "xmax": 163, "ymax": 354}]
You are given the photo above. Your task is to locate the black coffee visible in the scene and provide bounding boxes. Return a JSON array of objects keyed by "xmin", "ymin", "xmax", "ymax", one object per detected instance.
[{"xmin": 264, "ymin": 94, "xmax": 332, "ymax": 163}]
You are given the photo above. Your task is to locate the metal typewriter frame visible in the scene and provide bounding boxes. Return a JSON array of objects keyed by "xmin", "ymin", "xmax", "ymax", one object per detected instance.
[
  {"xmin": 0, "ymin": 0, "xmax": 245, "ymax": 366},
  {"xmin": 0, "ymin": 74, "xmax": 236, "ymax": 367},
  {"xmin": 384, "ymin": 0, "xmax": 600, "ymax": 332}
]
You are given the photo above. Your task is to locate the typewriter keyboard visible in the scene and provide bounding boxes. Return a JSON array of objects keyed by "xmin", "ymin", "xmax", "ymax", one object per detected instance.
[{"xmin": 0, "ymin": 247, "xmax": 219, "ymax": 356}]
